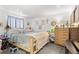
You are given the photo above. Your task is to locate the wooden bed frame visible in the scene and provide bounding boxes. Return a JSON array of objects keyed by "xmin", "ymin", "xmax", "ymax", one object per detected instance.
[{"xmin": 9, "ymin": 32, "xmax": 49, "ymax": 54}]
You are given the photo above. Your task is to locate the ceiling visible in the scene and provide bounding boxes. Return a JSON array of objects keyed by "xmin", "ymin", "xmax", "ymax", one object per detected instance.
[{"xmin": 0, "ymin": 5, "xmax": 75, "ymax": 17}]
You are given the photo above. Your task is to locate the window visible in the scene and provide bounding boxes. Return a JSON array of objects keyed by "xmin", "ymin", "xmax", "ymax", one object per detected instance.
[
  {"xmin": 7, "ymin": 16, "xmax": 11, "ymax": 27},
  {"xmin": 7, "ymin": 16, "xmax": 24, "ymax": 29},
  {"xmin": 11, "ymin": 16, "xmax": 16, "ymax": 28},
  {"xmin": 15, "ymin": 18, "xmax": 24, "ymax": 28}
]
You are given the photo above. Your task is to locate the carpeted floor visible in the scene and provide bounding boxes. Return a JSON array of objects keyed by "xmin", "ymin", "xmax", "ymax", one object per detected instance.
[
  {"xmin": 37, "ymin": 43, "xmax": 65, "ymax": 54},
  {"xmin": 1, "ymin": 43, "xmax": 65, "ymax": 54}
]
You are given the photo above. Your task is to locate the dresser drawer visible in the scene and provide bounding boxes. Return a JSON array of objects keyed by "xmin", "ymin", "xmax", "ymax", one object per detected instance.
[{"xmin": 55, "ymin": 39, "xmax": 66, "ymax": 46}]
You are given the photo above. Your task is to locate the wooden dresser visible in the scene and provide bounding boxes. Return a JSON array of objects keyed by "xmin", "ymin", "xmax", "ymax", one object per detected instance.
[
  {"xmin": 55, "ymin": 27, "xmax": 79, "ymax": 46},
  {"xmin": 55, "ymin": 28, "xmax": 69, "ymax": 46}
]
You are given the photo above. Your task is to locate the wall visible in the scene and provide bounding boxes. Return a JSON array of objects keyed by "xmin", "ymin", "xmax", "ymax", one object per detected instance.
[
  {"xmin": 24, "ymin": 17, "xmax": 51, "ymax": 32},
  {"xmin": 0, "ymin": 8, "xmax": 26, "ymax": 34},
  {"xmin": 0, "ymin": 7, "xmax": 69, "ymax": 33},
  {"xmin": 0, "ymin": 9, "xmax": 7, "ymax": 34},
  {"xmin": 0, "ymin": 7, "xmax": 52, "ymax": 34}
]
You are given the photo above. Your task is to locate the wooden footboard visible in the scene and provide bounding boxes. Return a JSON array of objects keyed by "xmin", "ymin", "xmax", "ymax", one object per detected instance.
[{"xmin": 29, "ymin": 32, "xmax": 49, "ymax": 54}]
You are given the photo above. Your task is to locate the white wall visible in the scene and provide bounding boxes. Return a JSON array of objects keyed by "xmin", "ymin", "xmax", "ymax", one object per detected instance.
[
  {"xmin": 0, "ymin": 6, "xmax": 71, "ymax": 33},
  {"xmin": 0, "ymin": 9, "xmax": 7, "ymax": 34},
  {"xmin": 0, "ymin": 8, "xmax": 26, "ymax": 34},
  {"xmin": 24, "ymin": 17, "xmax": 51, "ymax": 32},
  {"xmin": 0, "ymin": 8, "xmax": 52, "ymax": 33}
]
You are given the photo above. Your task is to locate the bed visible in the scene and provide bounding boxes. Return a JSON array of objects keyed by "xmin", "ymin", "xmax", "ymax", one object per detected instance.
[{"xmin": 8, "ymin": 32, "xmax": 49, "ymax": 54}]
